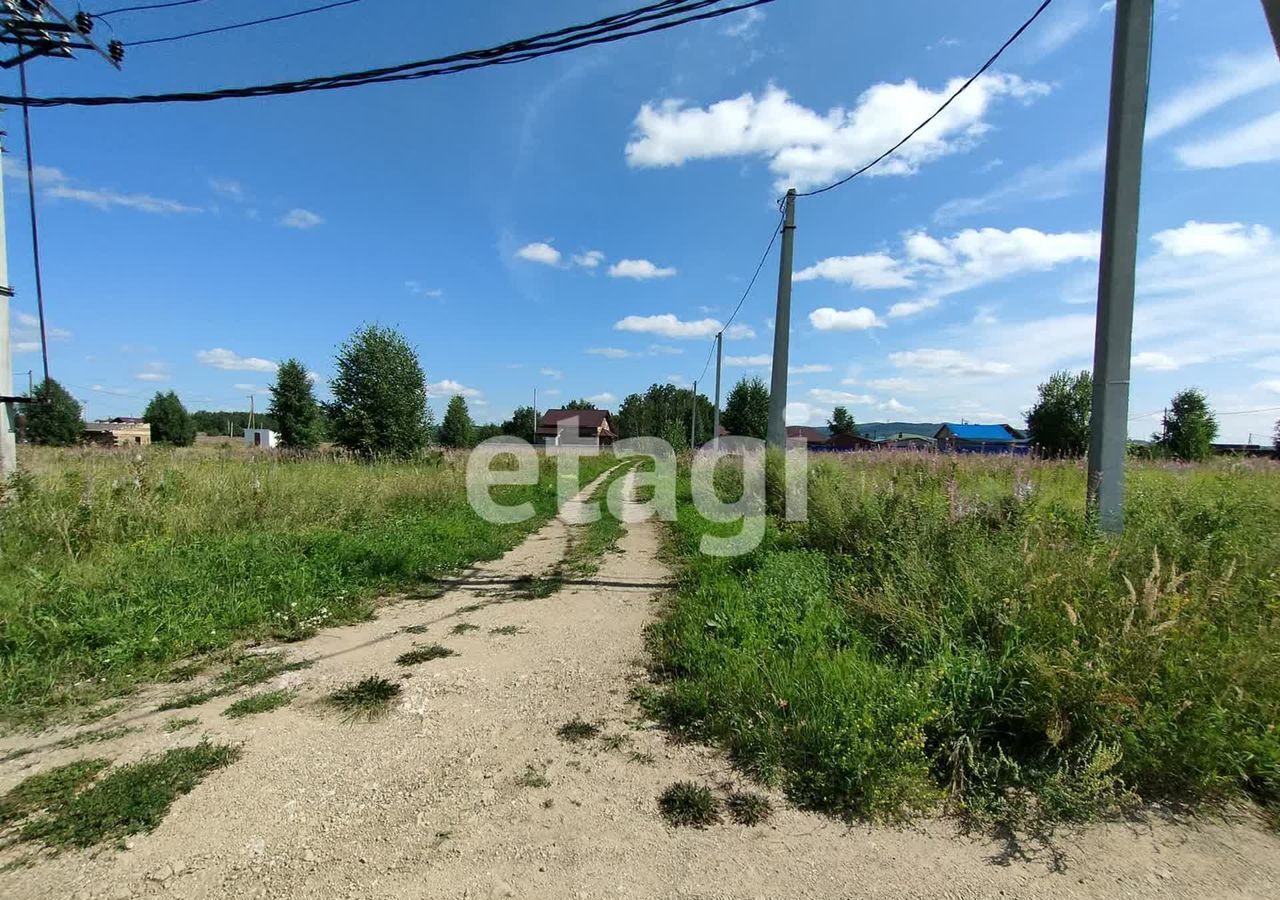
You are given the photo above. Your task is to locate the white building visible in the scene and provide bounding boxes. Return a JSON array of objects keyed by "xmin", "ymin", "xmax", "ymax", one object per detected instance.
[{"xmin": 244, "ymin": 428, "xmax": 277, "ymax": 449}]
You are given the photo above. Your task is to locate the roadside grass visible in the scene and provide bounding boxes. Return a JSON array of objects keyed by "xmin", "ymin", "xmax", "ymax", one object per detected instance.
[
  {"xmin": 0, "ymin": 725, "xmax": 140, "ymax": 764},
  {"xmin": 658, "ymin": 781, "xmax": 720, "ymax": 828},
  {"xmin": 556, "ymin": 717, "xmax": 601, "ymax": 743},
  {"xmin": 0, "ymin": 448, "xmax": 616, "ymax": 727},
  {"xmin": 163, "ymin": 717, "xmax": 198, "ymax": 733},
  {"xmin": 8, "ymin": 742, "xmax": 240, "ymax": 850},
  {"xmin": 648, "ymin": 452, "xmax": 1280, "ymax": 829},
  {"xmin": 396, "ymin": 644, "xmax": 455, "ymax": 666},
  {"xmin": 326, "ymin": 676, "xmax": 401, "ymax": 722},
  {"xmin": 223, "ymin": 689, "xmax": 294, "ymax": 719},
  {"xmin": 157, "ymin": 653, "xmax": 313, "ymax": 712}
]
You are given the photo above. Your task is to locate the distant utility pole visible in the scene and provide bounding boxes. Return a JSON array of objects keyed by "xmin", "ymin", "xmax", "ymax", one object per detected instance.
[
  {"xmin": 0, "ymin": 2, "xmax": 124, "ymax": 481},
  {"xmin": 1263, "ymin": 0, "xmax": 1280, "ymax": 59},
  {"xmin": 766, "ymin": 189, "xmax": 797, "ymax": 449},
  {"xmin": 1087, "ymin": 0, "xmax": 1154, "ymax": 533},
  {"xmin": 690, "ymin": 379, "xmax": 697, "ymax": 448},
  {"xmin": 248, "ymin": 395, "xmax": 255, "ymax": 431},
  {"xmin": 712, "ymin": 331, "xmax": 723, "ymax": 449}
]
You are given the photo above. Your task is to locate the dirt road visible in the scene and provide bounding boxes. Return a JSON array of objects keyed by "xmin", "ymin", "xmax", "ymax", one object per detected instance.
[{"xmin": 3, "ymin": 467, "xmax": 1279, "ymax": 899}]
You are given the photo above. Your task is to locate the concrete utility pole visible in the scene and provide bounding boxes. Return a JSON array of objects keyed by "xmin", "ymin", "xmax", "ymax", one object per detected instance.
[
  {"xmin": 1087, "ymin": 0, "xmax": 1154, "ymax": 533},
  {"xmin": 766, "ymin": 188, "xmax": 796, "ymax": 449},
  {"xmin": 690, "ymin": 379, "xmax": 697, "ymax": 449},
  {"xmin": 1263, "ymin": 0, "xmax": 1280, "ymax": 59},
  {"xmin": 712, "ymin": 331, "xmax": 722, "ymax": 449},
  {"xmin": 0, "ymin": 144, "xmax": 16, "ymax": 480}
]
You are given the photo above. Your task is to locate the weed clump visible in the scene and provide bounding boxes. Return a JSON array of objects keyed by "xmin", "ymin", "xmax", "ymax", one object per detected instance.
[
  {"xmin": 658, "ymin": 782, "xmax": 720, "ymax": 828},
  {"xmin": 326, "ymin": 677, "xmax": 401, "ymax": 721},
  {"xmin": 224, "ymin": 689, "xmax": 294, "ymax": 719},
  {"xmin": 396, "ymin": 644, "xmax": 455, "ymax": 666},
  {"xmin": 556, "ymin": 717, "xmax": 601, "ymax": 743},
  {"xmin": 726, "ymin": 790, "xmax": 773, "ymax": 826}
]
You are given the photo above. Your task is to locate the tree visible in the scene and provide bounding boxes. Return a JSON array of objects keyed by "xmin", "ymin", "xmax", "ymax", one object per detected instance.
[
  {"xmin": 329, "ymin": 325, "xmax": 431, "ymax": 457},
  {"xmin": 144, "ymin": 391, "xmax": 196, "ymax": 446},
  {"xmin": 439, "ymin": 395, "xmax": 475, "ymax": 448},
  {"xmin": 501, "ymin": 405, "xmax": 537, "ymax": 442},
  {"xmin": 268, "ymin": 358, "xmax": 321, "ymax": 449},
  {"xmin": 721, "ymin": 376, "xmax": 769, "ymax": 439},
  {"xmin": 1274, "ymin": 418, "xmax": 1280, "ymax": 458},
  {"xmin": 23, "ymin": 378, "xmax": 82, "ymax": 446},
  {"xmin": 614, "ymin": 383, "xmax": 715, "ymax": 446},
  {"xmin": 828, "ymin": 406, "xmax": 857, "ymax": 437},
  {"xmin": 564, "ymin": 398, "xmax": 595, "ymax": 410},
  {"xmin": 1156, "ymin": 388, "xmax": 1218, "ymax": 461},
  {"xmin": 1025, "ymin": 369, "xmax": 1092, "ymax": 458}
]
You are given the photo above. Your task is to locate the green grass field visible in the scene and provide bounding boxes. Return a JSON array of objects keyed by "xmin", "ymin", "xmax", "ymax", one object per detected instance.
[
  {"xmin": 647, "ymin": 452, "xmax": 1280, "ymax": 828},
  {"xmin": 0, "ymin": 445, "xmax": 615, "ymax": 727}
]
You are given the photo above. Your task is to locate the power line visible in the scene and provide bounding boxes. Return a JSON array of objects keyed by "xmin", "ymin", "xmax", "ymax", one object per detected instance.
[
  {"xmin": 695, "ymin": 211, "xmax": 784, "ymax": 384},
  {"xmin": 794, "ymin": 0, "xmax": 1054, "ymax": 198},
  {"xmin": 2, "ymin": 0, "xmax": 777, "ymax": 107},
  {"xmin": 94, "ymin": 0, "xmax": 213, "ymax": 16},
  {"xmin": 124, "ymin": 0, "xmax": 367, "ymax": 47}
]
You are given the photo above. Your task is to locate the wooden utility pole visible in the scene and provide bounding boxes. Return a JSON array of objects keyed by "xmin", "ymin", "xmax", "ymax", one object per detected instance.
[
  {"xmin": 1263, "ymin": 0, "xmax": 1280, "ymax": 59},
  {"xmin": 712, "ymin": 331, "xmax": 722, "ymax": 449},
  {"xmin": 1087, "ymin": 0, "xmax": 1154, "ymax": 533}
]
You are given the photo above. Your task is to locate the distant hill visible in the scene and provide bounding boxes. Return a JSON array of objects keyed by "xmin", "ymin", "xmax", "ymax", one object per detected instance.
[{"xmin": 854, "ymin": 421, "xmax": 943, "ymax": 441}]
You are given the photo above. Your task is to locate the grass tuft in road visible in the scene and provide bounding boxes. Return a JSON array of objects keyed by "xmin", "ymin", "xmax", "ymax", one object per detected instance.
[
  {"xmin": 489, "ymin": 624, "xmax": 524, "ymax": 636},
  {"xmin": 3, "ymin": 742, "xmax": 240, "ymax": 850},
  {"xmin": 517, "ymin": 764, "xmax": 551, "ymax": 788},
  {"xmin": 326, "ymin": 677, "xmax": 402, "ymax": 721},
  {"xmin": 396, "ymin": 644, "xmax": 456, "ymax": 666},
  {"xmin": 556, "ymin": 717, "xmax": 601, "ymax": 743},
  {"xmin": 0, "ymin": 759, "xmax": 110, "ymax": 827},
  {"xmin": 449, "ymin": 622, "xmax": 479, "ymax": 635},
  {"xmin": 726, "ymin": 790, "xmax": 773, "ymax": 826},
  {"xmin": 658, "ymin": 781, "xmax": 720, "ymax": 828},
  {"xmin": 163, "ymin": 717, "xmax": 199, "ymax": 733},
  {"xmin": 223, "ymin": 689, "xmax": 294, "ymax": 719}
]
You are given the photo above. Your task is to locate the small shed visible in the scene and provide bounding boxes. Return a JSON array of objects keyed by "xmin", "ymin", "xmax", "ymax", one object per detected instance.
[{"xmin": 244, "ymin": 428, "xmax": 277, "ymax": 449}]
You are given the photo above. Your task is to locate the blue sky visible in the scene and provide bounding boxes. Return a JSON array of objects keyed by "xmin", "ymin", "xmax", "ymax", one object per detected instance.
[{"xmin": 4, "ymin": 0, "xmax": 1279, "ymax": 442}]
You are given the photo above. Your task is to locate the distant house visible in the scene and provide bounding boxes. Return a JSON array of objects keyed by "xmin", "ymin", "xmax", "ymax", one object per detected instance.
[
  {"xmin": 244, "ymin": 428, "xmax": 277, "ymax": 449},
  {"xmin": 874, "ymin": 432, "xmax": 936, "ymax": 451},
  {"xmin": 785, "ymin": 425, "xmax": 874, "ymax": 452},
  {"xmin": 82, "ymin": 418, "xmax": 151, "ymax": 447},
  {"xmin": 934, "ymin": 423, "xmax": 1029, "ymax": 455},
  {"xmin": 536, "ymin": 409, "xmax": 617, "ymax": 450}
]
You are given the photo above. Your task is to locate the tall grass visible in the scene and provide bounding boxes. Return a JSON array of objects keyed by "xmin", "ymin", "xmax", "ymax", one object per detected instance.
[
  {"xmin": 0, "ymin": 445, "xmax": 613, "ymax": 726},
  {"xmin": 647, "ymin": 452, "xmax": 1280, "ymax": 827}
]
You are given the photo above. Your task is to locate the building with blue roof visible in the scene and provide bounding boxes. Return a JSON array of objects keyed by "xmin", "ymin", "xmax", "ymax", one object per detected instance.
[{"xmin": 934, "ymin": 423, "xmax": 1030, "ymax": 455}]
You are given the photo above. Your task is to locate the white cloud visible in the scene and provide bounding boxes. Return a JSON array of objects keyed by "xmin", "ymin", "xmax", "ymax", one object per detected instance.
[
  {"xmin": 724, "ymin": 323, "xmax": 756, "ymax": 340},
  {"xmin": 1031, "ymin": 0, "xmax": 1095, "ymax": 58},
  {"xmin": 626, "ymin": 76, "xmax": 1049, "ymax": 191},
  {"xmin": 47, "ymin": 185, "xmax": 200, "ymax": 215},
  {"xmin": 889, "ymin": 349, "xmax": 1013, "ymax": 376},
  {"xmin": 937, "ymin": 51, "xmax": 1280, "ymax": 221},
  {"xmin": 1257, "ymin": 379, "xmax": 1280, "ymax": 396},
  {"xmin": 789, "ymin": 364, "xmax": 831, "ymax": 374},
  {"xmin": 608, "ymin": 258, "xmax": 677, "ymax": 279},
  {"xmin": 880, "ymin": 398, "xmax": 914, "ymax": 414},
  {"xmin": 867, "ymin": 376, "xmax": 927, "ymax": 393},
  {"xmin": 1253, "ymin": 356, "xmax": 1280, "ymax": 373},
  {"xmin": 426, "ymin": 379, "xmax": 482, "ymax": 398},
  {"xmin": 1131, "ymin": 351, "xmax": 1182, "ymax": 371},
  {"xmin": 588, "ymin": 392, "xmax": 617, "ymax": 405},
  {"xmin": 572, "ymin": 250, "xmax": 606, "ymax": 268},
  {"xmin": 134, "ymin": 362, "xmax": 170, "ymax": 382},
  {"xmin": 196, "ymin": 348, "xmax": 277, "ymax": 373},
  {"xmin": 1153, "ymin": 221, "xmax": 1274, "ymax": 258},
  {"xmin": 1176, "ymin": 111, "xmax": 1280, "ymax": 170},
  {"xmin": 887, "ymin": 297, "xmax": 940, "ymax": 319},
  {"xmin": 726, "ymin": 354, "xmax": 771, "ymax": 367},
  {"xmin": 209, "ymin": 177, "xmax": 245, "ymax": 200},
  {"xmin": 721, "ymin": 6, "xmax": 764, "ymax": 38},
  {"xmin": 904, "ymin": 226, "xmax": 1099, "ymax": 290},
  {"xmin": 232, "ymin": 383, "xmax": 270, "ymax": 395},
  {"xmin": 615, "ymin": 314, "xmax": 720, "ymax": 339},
  {"xmin": 667, "ymin": 374, "xmax": 687, "ymax": 385},
  {"xmin": 794, "ymin": 252, "xmax": 912, "ymax": 289},
  {"xmin": 588, "ymin": 347, "xmax": 638, "ymax": 359},
  {"xmin": 516, "ymin": 241, "xmax": 562, "ymax": 265},
  {"xmin": 405, "ymin": 280, "xmax": 444, "ymax": 298},
  {"xmin": 810, "ymin": 388, "xmax": 875, "ymax": 405},
  {"xmin": 279, "ymin": 208, "xmax": 324, "ymax": 229},
  {"xmin": 540, "ymin": 367, "xmax": 563, "ymax": 380},
  {"xmin": 648, "ymin": 343, "xmax": 683, "ymax": 355},
  {"xmin": 809, "ymin": 307, "xmax": 883, "ymax": 331},
  {"xmin": 91, "ymin": 384, "xmax": 134, "ymax": 396}
]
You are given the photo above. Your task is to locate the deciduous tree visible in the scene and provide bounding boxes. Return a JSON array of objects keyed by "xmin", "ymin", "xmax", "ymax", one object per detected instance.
[
  {"xmin": 328, "ymin": 325, "xmax": 431, "ymax": 457},
  {"xmin": 144, "ymin": 391, "xmax": 196, "ymax": 446},
  {"xmin": 1025, "ymin": 370, "xmax": 1092, "ymax": 458},
  {"xmin": 1157, "ymin": 388, "xmax": 1218, "ymax": 461},
  {"xmin": 721, "ymin": 377, "xmax": 769, "ymax": 440},
  {"xmin": 23, "ymin": 378, "xmax": 82, "ymax": 446}
]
